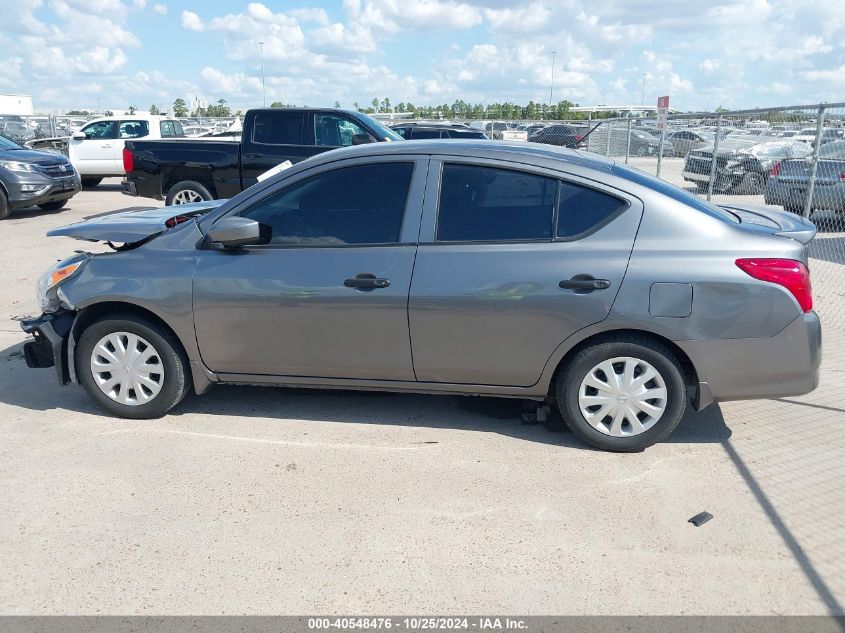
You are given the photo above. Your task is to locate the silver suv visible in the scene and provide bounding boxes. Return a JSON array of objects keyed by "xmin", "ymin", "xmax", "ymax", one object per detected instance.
[{"xmin": 21, "ymin": 141, "xmax": 821, "ymax": 451}]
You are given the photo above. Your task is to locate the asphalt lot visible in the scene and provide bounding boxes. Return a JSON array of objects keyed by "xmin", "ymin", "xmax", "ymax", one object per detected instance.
[{"xmin": 1, "ymin": 176, "xmax": 843, "ymax": 615}]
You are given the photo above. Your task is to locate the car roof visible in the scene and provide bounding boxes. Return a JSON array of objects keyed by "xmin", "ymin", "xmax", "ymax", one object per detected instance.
[{"xmin": 301, "ymin": 139, "xmax": 616, "ymax": 172}]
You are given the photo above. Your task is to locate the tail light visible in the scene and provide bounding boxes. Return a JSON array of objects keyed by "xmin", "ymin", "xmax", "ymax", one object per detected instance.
[
  {"xmin": 769, "ymin": 161, "xmax": 781, "ymax": 177},
  {"xmin": 122, "ymin": 147, "xmax": 134, "ymax": 173},
  {"xmin": 736, "ymin": 258, "xmax": 813, "ymax": 312},
  {"xmin": 575, "ymin": 134, "xmax": 584, "ymax": 142},
  {"xmin": 840, "ymin": 171, "xmax": 845, "ymax": 181},
  {"xmin": 164, "ymin": 215, "xmax": 190, "ymax": 228}
]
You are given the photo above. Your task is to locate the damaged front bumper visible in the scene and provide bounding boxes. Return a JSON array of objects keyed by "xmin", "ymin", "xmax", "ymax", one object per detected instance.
[{"xmin": 20, "ymin": 309, "xmax": 75, "ymax": 384}]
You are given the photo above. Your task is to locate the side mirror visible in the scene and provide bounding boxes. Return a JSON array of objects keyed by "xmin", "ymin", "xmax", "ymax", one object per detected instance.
[
  {"xmin": 71, "ymin": 132, "xmax": 87, "ymax": 140},
  {"xmin": 351, "ymin": 134, "xmax": 373, "ymax": 145},
  {"xmin": 207, "ymin": 217, "xmax": 269, "ymax": 248}
]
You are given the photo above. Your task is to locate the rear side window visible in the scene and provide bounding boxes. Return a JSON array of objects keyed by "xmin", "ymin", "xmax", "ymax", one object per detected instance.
[
  {"xmin": 411, "ymin": 129, "xmax": 443, "ymax": 139},
  {"xmin": 159, "ymin": 120, "xmax": 181, "ymax": 138},
  {"xmin": 436, "ymin": 164, "xmax": 556, "ymax": 242},
  {"xmin": 119, "ymin": 120, "xmax": 149, "ymax": 139},
  {"xmin": 556, "ymin": 183, "xmax": 628, "ymax": 238},
  {"xmin": 240, "ymin": 162, "xmax": 414, "ymax": 246},
  {"xmin": 252, "ymin": 111, "xmax": 305, "ymax": 145}
]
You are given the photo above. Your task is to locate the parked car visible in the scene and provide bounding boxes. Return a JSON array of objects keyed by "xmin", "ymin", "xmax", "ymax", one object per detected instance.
[
  {"xmin": 68, "ymin": 115, "xmax": 186, "ymax": 188},
  {"xmin": 0, "ymin": 135, "xmax": 80, "ymax": 219},
  {"xmin": 765, "ymin": 139, "xmax": 845, "ymax": 214},
  {"xmin": 683, "ymin": 140, "xmax": 813, "ymax": 195},
  {"xmin": 21, "ymin": 141, "xmax": 819, "ymax": 452},
  {"xmin": 628, "ymin": 129, "xmax": 674, "ymax": 157},
  {"xmin": 122, "ymin": 108, "xmax": 403, "ymax": 205},
  {"xmin": 391, "ymin": 123, "xmax": 487, "ymax": 140},
  {"xmin": 528, "ymin": 124, "xmax": 587, "ymax": 148},
  {"xmin": 666, "ymin": 130, "xmax": 714, "ymax": 157},
  {"xmin": 0, "ymin": 120, "xmax": 36, "ymax": 145},
  {"xmin": 790, "ymin": 128, "xmax": 844, "ymax": 145}
]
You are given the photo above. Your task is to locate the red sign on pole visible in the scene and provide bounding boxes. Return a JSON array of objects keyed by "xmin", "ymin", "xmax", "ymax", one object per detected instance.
[{"xmin": 656, "ymin": 95, "xmax": 670, "ymax": 130}]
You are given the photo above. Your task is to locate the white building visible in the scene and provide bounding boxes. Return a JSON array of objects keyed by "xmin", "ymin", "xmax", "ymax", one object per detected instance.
[
  {"xmin": 190, "ymin": 96, "xmax": 208, "ymax": 112},
  {"xmin": 0, "ymin": 93, "xmax": 34, "ymax": 115}
]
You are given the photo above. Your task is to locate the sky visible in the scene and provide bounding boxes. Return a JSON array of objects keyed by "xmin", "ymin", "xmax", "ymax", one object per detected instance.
[{"xmin": 1, "ymin": 0, "xmax": 844, "ymax": 114}]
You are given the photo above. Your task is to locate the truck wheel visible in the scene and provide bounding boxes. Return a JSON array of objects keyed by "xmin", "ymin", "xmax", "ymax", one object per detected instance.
[
  {"xmin": 555, "ymin": 336, "xmax": 687, "ymax": 452},
  {"xmin": 38, "ymin": 199, "xmax": 68, "ymax": 211},
  {"xmin": 76, "ymin": 314, "xmax": 191, "ymax": 419},
  {"xmin": 736, "ymin": 172, "xmax": 765, "ymax": 195},
  {"xmin": 0, "ymin": 189, "xmax": 9, "ymax": 220},
  {"xmin": 166, "ymin": 181, "xmax": 213, "ymax": 206},
  {"xmin": 81, "ymin": 177, "xmax": 102, "ymax": 188}
]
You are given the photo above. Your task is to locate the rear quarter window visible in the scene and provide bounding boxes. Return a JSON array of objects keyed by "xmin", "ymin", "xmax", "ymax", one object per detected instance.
[{"xmin": 556, "ymin": 183, "xmax": 629, "ymax": 238}]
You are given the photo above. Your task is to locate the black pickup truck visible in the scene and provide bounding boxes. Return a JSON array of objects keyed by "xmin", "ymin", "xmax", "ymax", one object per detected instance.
[{"xmin": 121, "ymin": 108, "xmax": 403, "ymax": 205}]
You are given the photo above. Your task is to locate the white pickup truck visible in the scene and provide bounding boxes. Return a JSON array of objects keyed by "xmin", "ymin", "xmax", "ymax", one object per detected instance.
[{"xmin": 67, "ymin": 115, "xmax": 185, "ymax": 187}]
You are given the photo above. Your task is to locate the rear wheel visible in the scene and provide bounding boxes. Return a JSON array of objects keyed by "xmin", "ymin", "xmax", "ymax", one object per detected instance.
[
  {"xmin": 556, "ymin": 337, "xmax": 687, "ymax": 452},
  {"xmin": 735, "ymin": 171, "xmax": 766, "ymax": 195},
  {"xmin": 166, "ymin": 180, "xmax": 213, "ymax": 206},
  {"xmin": 38, "ymin": 199, "xmax": 68, "ymax": 211},
  {"xmin": 0, "ymin": 189, "xmax": 9, "ymax": 220},
  {"xmin": 76, "ymin": 315, "xmax": 190, "ymax": 419},
  {"xmin": 81, "ymin": 177, "xmax": 102, "ymax": 188}
]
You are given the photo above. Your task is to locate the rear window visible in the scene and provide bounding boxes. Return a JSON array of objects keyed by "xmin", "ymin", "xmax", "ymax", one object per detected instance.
[
  {"xmin": 611, "ymin": 163, "xmax": 739, "ymax": 223},
  {"xmin": 252, "ymin": 111, "xmax": 305, "ymax": 145},
  {"xmin": 436, "ymin": 164, "xmax": 556, "ymax": 242}
]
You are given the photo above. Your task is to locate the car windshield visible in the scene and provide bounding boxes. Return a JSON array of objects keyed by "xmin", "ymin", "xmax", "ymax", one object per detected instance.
[
  {"xmin": 819, "ymin": 141, "xmax": 845, "ymax": 159},
  {"xmin": 701, "ymin": 139, "xmax": 757, "ymax": 152},
  {"xmin": 0, "ymin": 135, "xmax": 22, "ymax": 150},
  {"xmin": 611, "ymin": 162, "xmax": 739, "ymax": 224},
  {"xmin": 353, "ymin": 113, "xmax": 403, "ymax": 142}
]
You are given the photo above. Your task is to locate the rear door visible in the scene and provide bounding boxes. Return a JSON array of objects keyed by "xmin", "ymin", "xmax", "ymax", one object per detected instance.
[
  {"xmin": 193, "ymin": 156, "xmax": 428, "ymax": 380},
  {"xmin": 408, "ymin": 159, "xmax": 642, "ymax": 386},
  {"xmin": 115, "ymin": 120, "xmax": 150, "ymax": 174},
  {"xmin": 240, "ymin": 110, "xmax": 314, "ymax": 188}
]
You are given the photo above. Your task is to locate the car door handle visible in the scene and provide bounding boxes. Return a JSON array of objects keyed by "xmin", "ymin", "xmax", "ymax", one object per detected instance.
[
  {"xmin": 245, "ymin": 153, "xmax": 262, "ymax": 158},
  {"xmin": 101, "ymin": 144, "xmax": 112, "ymax": 148},
  {"xmin": 344, "ymin": 273, "xmax": 390, "ymax": 290},
  {"xmin": 559, "ymin": 275, "xmax": 611, "ymax": 291}
]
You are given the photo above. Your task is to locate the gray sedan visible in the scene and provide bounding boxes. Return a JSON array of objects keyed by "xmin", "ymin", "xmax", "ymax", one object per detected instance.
[
  {"xmin": 765, "ymin": 140, "xmax": 845, "ymax": 213},
  {"xmin": 21, "ymin": 141, "xmax": 821, "ymax": 451}
]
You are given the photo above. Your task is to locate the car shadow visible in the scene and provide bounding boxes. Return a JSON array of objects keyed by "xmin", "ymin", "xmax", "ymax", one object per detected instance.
[
  {"xmin": 5, "ymin": 203, "xmax": 78, "ymax": 221},
  {"xmin": 0, "ymin": 341, "xmax": 731, "ymax": 449}
]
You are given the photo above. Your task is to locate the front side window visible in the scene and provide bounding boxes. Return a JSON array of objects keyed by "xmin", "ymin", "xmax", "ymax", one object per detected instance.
[
  {"xmin": 252, "ymin": 111, "xmax": 305, "ymax": 145},
  {"xmin": 119, "ymin": 120, "xmax": 150, "ymax": 139},
  {"xmin": 436, "ymin": 164, "xmax": 556, "ymax": 242},
  {"xmin": 556, "ymin": 182, "xmax": 628, "ymax": 238},
  {"xmin": 240, "ymin": 162, "xmax": 414, "ymax": 246},
  {"xmin": 314, "ymin": 114, "xmax": 372, "ymax": 147},
  {"xmin": 81, "ymin": 120, "xmax": 117, "ymax": 139}
]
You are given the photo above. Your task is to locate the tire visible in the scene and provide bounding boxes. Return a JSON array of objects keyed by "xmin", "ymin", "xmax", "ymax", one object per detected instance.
[
  {"xmin": 81, "ymin": 177, "xmax": 102, "ymax": 188},
  {"xmin": 735, "ymin": 172, "xmax": 765, "ymax": 195},
  {"xmin": 76, "ymin": 314, "xmax": 191, "ymax": 419},
  {"xmin": 0, "ymin": 188, "xmax": 9, "ymax": 220},
  {"xmin": 636, "ymin": 146, "xmax": 648, "ymax": 157},
  {"xmin": 38, "ymin": 199, "xmax": 68, "ymax": 211},
  {"xmin": 555, "ymin": 336, "xmax": 688, "ymax": 452},
  {"xmin": 165, "ymin": 180, "xmax": 213, "ymax": 206}
]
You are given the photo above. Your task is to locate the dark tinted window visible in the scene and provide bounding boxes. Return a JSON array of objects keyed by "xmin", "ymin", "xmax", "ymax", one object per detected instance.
[
  {"xmin": 436, "ymin": 164, "xmax": 556, "ymax": 242},
  {"xmin": 252, "ymin": 111, "xmax": 305, "ymax": 145},
  {"xmin": 314, "ymin": 113, "xmax": 371, "ymax": 146},
  {"xmin": 241, "ymin": 162, "xmax": 413, "ymax": 245},
  {"xmin": 411, "ymin": 129, "xmax": 443, "ymax": 139},
  {"xmin": 159, "ymin": 120, "xmax": 182, "ymax": 138},
  {"xmin": 445, "ymin": 129, "xmax": 487, "ymax": 139},
  {"xmin": 556, "ymin": 182, "xmax": 628, "ymax": 238},
  {"xmin": 119, "ymin": 120, "xmax": 149, "ymax": 139},
  {"xmin": 81, "ymin": 120, "xmax": 117, "ymax": 139}
]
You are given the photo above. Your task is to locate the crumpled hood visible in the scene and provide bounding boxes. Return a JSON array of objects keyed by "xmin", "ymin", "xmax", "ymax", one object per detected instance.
[{"xmin": 47, "ymin": 199, "xmax": 225, "ymax": 243}]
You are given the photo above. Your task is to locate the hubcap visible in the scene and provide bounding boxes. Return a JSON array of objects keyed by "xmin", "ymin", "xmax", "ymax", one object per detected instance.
[
  {"xmin": 578, "ymin": 356, "xmax": 668, "ymax": 437},
  {"xmin": 173, "ymin": 189, "xmax": 202, "ymax": 204},
  {"xmin": 89, "ymin": 332, "xmax": 164, "ymax": 406}
]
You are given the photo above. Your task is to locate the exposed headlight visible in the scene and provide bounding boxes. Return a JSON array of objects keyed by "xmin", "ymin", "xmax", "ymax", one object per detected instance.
[
  {"xmin": 0, "ymin": 160, "xmax": 38, "ymax": 172},
  {"xmin": 36, "ymin": 254, "xmax": 88, "ymax": 313}
]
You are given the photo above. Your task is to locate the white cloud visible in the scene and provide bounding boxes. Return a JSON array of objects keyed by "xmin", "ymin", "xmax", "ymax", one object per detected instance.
[
  {"xmin": 153, "ymin": 3, "xmax": 166, "ymax": 15},
  {"xmin": 180, "ymin": 10, "xmax": 203, "ymax": 31}
]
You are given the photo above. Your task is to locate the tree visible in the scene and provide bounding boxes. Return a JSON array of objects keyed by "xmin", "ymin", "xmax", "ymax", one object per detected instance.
[
  {"xmin": 149, "ymin": 104, "xmax": 160, "ymax": 115},
  {"xmin": 103, "ymin": 110, "xmax": 114, "ymax": 117},
  {"xmin": 381, "ymin": 97, "xmax": 391, "ymax": 113},
  {"xmin": 270, "ymin": 101, "xmax": 284, "ymax": 108},
  {"xmin": 173, "ymin": 98, "xmax": 188, "ymax": 117},
  {"xmin": 353, "ymin": 102, "xmax": 360, "ymax": 111},
  {"xmin": 334, "ymin": 100, "xmax": 341, "ymax": 109},
  {"xmin": 128, "ymin": 105, "xmax": 137, "ymax": 114},
  {"xmin": 371, "ymin": 98, "xmax": 380, "ymax": 112}
]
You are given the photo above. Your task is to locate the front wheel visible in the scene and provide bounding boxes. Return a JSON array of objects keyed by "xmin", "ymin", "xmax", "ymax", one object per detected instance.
[
  {"xmin": 76, "ymin": 315, "xmax": 191, "ymax": 419},
  {"xmin": 556, "ymin": 337, "xmax": 687, "ymax": 452},
  {"xmin": 81, "ymin": 177, "xmax": 102, "ymax": 188},
  {"xmin": 165, "ymin": 180, "xmax": 213, "ymax": 206},
  {"xmin": 0, "ymin": 188, "xmax": 9, "ymax": 220}
]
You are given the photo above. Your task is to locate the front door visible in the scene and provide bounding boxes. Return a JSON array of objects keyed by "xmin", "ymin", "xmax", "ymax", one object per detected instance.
[
  {"xmin": 193, "ymin": 158, "xmax": 427, "ymax": 380},
  {"xmin": 69, "ymin": 120, "xmax": 118, "ymax": 175},
  {"xmin": 408, "ymin": 160, "xmax": 642, "ymax": 387}
]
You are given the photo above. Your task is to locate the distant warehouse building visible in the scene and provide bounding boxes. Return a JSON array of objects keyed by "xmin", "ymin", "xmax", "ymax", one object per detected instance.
[{"xmin": 0, "ymin": 93, "xmax": 34, "ymax": 115}]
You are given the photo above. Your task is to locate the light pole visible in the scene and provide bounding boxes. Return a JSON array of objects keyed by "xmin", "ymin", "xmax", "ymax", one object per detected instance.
[
  {"xmin": 549, "ymin": 51, "xmax": 557, "ymax": 112},
  {"xmin": 641, "ymin": 73, "xmax": 647, "ymax": 107},
  {"xmin": 259, "ymin": 41, "xmax": 266, "ymax": 107}
]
